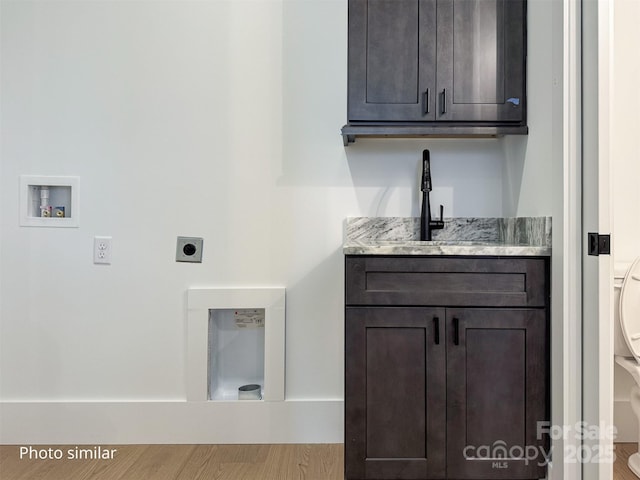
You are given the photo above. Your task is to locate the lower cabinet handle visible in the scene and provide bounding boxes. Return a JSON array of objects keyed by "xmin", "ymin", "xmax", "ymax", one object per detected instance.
[
  {"xmin": 453, "ymin": 317, "xmax": 459, "ymax": 345},
  {"xmin": 433, "ymin": 316, "xmax": 440, "ymax": 345},
  {"xmin": 441, "ymin": 88, "xmax": 447, "ymax": 115}
]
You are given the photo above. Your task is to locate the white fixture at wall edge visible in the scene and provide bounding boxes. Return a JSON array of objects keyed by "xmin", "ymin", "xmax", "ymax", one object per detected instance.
[{"xmin": 19, "ymin": 175, "xmax": 79, "ymax": 227}]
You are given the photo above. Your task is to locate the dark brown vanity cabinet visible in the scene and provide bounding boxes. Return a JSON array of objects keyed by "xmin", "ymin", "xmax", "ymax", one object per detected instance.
[
  {"xmin": 343, "ymin": 0, "xmax": 528, "ymax": 143},
  {"xmin": 445, "ymin": 308, "xmax": 547, "ymax": 480},
  {"xmin": 345, "ymin": 256, "xmax": 549, "ymax": 480},
  {"xmin": 345, "ymin": 307, "xmax": 447, "ymax": 479}
]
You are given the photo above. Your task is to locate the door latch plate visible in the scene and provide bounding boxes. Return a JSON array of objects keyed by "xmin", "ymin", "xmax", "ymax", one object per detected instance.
[{"xmin": 588, "ymin": 233, "xmax": 611, "ymax": 256}]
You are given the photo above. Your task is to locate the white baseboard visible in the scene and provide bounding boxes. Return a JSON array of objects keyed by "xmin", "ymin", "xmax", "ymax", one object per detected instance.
[
  {"xmin": 5, "ymin": 399, "xmax": 633, "ymax": 446},
  {"xmin": 615, "ymin": 399, "xmax": 639, "ymax": 443},
  {"xmin": 0, "ymin": 400, "xmax": 343, "ymax": 445}
]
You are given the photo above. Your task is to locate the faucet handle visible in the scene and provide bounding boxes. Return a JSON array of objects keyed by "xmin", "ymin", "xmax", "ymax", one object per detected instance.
[{"xmin": 430, "ymin": 205, "xmax": 445, "ymax": 231}]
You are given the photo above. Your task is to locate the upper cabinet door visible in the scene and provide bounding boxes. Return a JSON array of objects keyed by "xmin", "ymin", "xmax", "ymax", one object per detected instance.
[
  {"xmin": 436, "ymin": 0, "xmax": 526, "ymax": 122},
  {"xmin": 348, "ymin": 0, "xmax": 437, "ymax": 121}
]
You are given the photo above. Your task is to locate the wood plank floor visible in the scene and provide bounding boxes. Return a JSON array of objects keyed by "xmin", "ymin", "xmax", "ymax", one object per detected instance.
[
  {"xmin": 0, "ymin": 444, "xmax": 344, "ymax": 480},
  {"xmin": 0, "ymin": 442, "xmax": 637, "ymax": 479},
  {"xmin": 615, "ymin": 443, "xmax": 640, "ymax": 480}
]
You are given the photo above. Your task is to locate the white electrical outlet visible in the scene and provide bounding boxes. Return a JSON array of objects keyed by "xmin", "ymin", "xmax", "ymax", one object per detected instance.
[{"xmin": 93, "ymin": 236, "xmax": 112, "ymax": 265}]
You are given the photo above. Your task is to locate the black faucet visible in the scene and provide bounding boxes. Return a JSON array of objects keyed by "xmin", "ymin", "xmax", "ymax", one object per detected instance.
[{"xmin": 420, "ymin": 149, "xmax": 445, "ymax": 241}]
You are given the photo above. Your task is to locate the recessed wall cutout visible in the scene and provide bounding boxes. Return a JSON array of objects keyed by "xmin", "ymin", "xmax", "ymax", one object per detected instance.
[
  {"xmin": 20, "ymin": 176, "xmax": 79, "ymax": 227},
  {"xmin": 208, "ymin": 308, "xmax": 266, "ymax": 401},
  {"xmin": 186, "ymin": 288, "xmax": 286, "ymax": 402}
]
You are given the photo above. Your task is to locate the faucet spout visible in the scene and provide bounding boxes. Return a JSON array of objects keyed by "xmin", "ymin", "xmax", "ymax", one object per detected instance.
[
  {"xmin": 421, "ymin": 150, "xmax": 432, "ymax": 193},
  {"xmin": 420, "ymin": 191, "xmax": 433, "ymax": 241},
  {"xmin": 420, "ymin": 150, "xmax": 445, "ymax": 241}
]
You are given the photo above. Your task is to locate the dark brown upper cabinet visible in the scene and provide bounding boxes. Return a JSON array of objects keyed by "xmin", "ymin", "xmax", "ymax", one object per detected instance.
[{"xmin": 342, "ymin": 0, "xmax": 528, "ymax": 145}]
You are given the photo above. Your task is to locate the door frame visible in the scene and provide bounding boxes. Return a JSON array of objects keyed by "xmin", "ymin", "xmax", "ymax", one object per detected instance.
[
  {"xmin": 550, "ymin": 0, "xmax": 583, "ymax": 478},
  {"xmin": 582, "ymin": 0, "xmax": 615, "ymax": 479},
  {"xmin": 557, "ymin": 1, "xmax": 614, "ymax": 480}
]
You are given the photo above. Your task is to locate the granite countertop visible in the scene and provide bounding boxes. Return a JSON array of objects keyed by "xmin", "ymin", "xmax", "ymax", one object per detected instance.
[{"xmin": 343, "ymin": 217, "xmax": 552, "ymax": 256}]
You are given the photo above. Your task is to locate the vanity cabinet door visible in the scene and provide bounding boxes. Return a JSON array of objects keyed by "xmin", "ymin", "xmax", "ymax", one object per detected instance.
[
  {"xmin": 345, "ymin": 307, "xmax": 446, "ymax": 479},
  {"xmin": 446, "ymin": 308, "xmax": 548, "ymax": 479}
]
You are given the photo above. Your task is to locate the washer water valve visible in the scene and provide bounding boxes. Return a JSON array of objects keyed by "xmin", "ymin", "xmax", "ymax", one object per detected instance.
[{"xmin": 39, "ymin": 186, "xmax": 51, "ymax": 217}]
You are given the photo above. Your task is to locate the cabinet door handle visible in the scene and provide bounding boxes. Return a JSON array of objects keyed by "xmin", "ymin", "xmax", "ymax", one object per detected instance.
[
  {"xmin": 441, "ymin": 89, "xmax": 447, "ymax": 115},
  {"xmin": 423, "ymin": 88, "xmax": 430, "ymax": 115},
  {"xmin": 453, "ymin": 317, "xmax": 459, "ymax": 345},
  {"xmin": 433, "ymin": 316, "xmax": 440, "ymax": 345}
]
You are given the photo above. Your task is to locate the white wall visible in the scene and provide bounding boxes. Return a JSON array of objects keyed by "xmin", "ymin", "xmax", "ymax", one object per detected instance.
[
  {"xmin": 611, "ymin": 0, "xmax": 640, "ymax": 264},
  {"xmin": 611, "ymin": 0, "xmax": 640, "ymax": 442},
  {"xmin": 0, "ymin": 0, "xmax": 557, "ymax": 443},
  {"xmin": 502, "ymin": 0, "xmax": 556, "ymax": 218}
]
